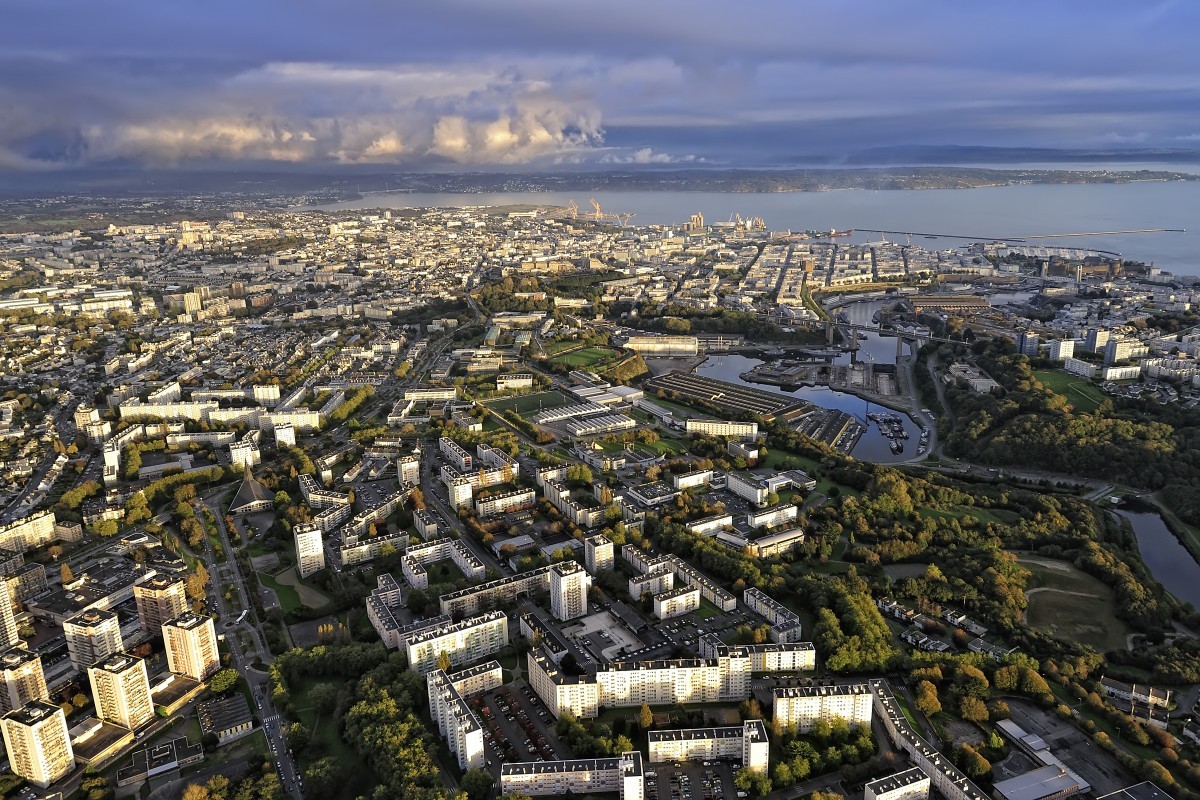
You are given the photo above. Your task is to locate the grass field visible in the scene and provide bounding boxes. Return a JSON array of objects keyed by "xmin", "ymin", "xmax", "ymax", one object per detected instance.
[
  {"xmin": 548, "ymin": 346, "xmax": 620, "ymax": 368},
  {"xmin": 488, "ymin": 390, "xmax": 569, "ymax": 414},
  {"xmin": 424, "ymin": 559, "xmax": 466, "ymax": 586},
  {"xmin": 1019, "ymin": 556, "xmax": 1131, "ymax": 651},
  {"xmin": 695, "ymin": 598, "xmax": 723, "ymax": 620},
  {"xmin": 1033, "ymin": 369, "xmax": 1105, "ymax": 413}
]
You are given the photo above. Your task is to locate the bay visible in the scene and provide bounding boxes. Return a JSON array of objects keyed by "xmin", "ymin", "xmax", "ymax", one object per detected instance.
[{"xmin": 313, "ymin": 181, "xmax": 1200, "ymax": 279}]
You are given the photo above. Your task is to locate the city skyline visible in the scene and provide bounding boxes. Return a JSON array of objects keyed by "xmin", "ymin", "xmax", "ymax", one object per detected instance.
[{"xmin": 2, "ymin": 2, "xmax": 1199, "ymax": 171}]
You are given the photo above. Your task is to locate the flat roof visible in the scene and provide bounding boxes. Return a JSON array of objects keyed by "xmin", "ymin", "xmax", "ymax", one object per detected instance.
[
  {"xmin": 1098, "ymin": 784, "xmax": 1175, "ymax": 800},
  {"xmin": 866, "ymin": 767, "xmax": 929, "ymax": 795},
  {"xmin": 993, "ymin": 766, "xmax": 1082, "ymax": 800}
]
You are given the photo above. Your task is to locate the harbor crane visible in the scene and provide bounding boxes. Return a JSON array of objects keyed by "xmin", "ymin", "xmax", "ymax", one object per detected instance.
[
  {"xmin": 588, "ymin": 198, "xmax": 635, "ymax": 226},
  {"xmin": 566, "ymin": 199, "xmax": 579, "ymax": 219}
]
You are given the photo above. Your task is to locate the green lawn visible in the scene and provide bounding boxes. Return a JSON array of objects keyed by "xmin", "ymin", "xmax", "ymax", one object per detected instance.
[
  {"xmin": 488, "ymin": 391, "xmax": 570, "ymax": 414},
  {"xmin": 695, "ymin": 598, "xmax": 723, "ymax": 620},
  {"xmin": 1033, "ymin": 369, "xmax": 1104, "ymax": 413},
  {"xmin": 257, "ymin": 571, "xmax": 301, "ymax": 613},
  {"xmin": 424, "ymin": 559, "xmax": 466, "ymax": 586},
  {"xmin": 549, "ymin": 347, "xmax": 620, "ymax": 368},
  {"xmin": 1019, "ymin": 556, "xmax": 1131, "ymax": 651}
]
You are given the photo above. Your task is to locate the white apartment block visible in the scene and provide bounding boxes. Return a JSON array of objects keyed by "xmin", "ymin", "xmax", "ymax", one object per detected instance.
[
  {"xmin": 414, "ymin": 509, "xmax": 440, "ymax": 540},
  {"xmin": 654, "ymin": 587, "xmax": 701, "ymax": 620},
  {"xmin": 427, "ymin": 661, "xmax": 501, "ymax": 770},
  {"xmin": 398, "ymin": 453, "xmax": 421, "ymax": 484},
  {"xmin": 746, "ymin": 504, "xmax": 798, "ymax": 531},
  {"xmin": 584, "ymin": 535, "xmax": 614, "ymax": 574},
  {"xmin": 229, "ymin": 439, "xmax": 260, "ymax": 470},
  {"xmin": 865, "ymin": 768, "xmax": 931, "ymax": 800},
  {"xmin": 773, "ymin": 684, "xmax": 873, "ymax": 732},
  {"xmin": 89, "ymin": 653, "xmax": 154, "ymax": 730},
  {"xmin": 629, "ymin": 569, "xmax": 674, "ymax": 601},
  {"xmin": 726, "ymin": 472, "xmax": 769, "ymax": 507},
  {"xmin": 0, "ymin": 648, "xmax": 48, "ymax": 714},
  {"xmin": 685, "ymin": 419, "xmax": 759, "ymax": 440},
  {"xmin": 439, "ymin": 437, "xmax": 474, "ymax": 472},
  {"xmin": 403, "ymin": 538, "xmax": 486, "ymax": 590},
  {"xmin": 687, "ymin": 514, "xmax": 733, "ymax": 537},
  {"xmin": 403, "ymin": 611, "xmax": 509, "ymax": 674},
  {"xmin": 648, "ymin": 720, "xmax": 769, "ymax": 773},
  {"xmin": 294, "ymin": 524, "xmax": 326, "ymax": 578},
  {"xmin": 1, "ymin": 702, "xmax": 73, "ymax": 788},
  {"xmin": 134, "ymin": 576, "xmax": 187, "ymax": 635},
  {"xmin": 439, "ymin": 567, "xmax": 552, "ymax": 618},
  {"xmin": 743, "ymin": 588, "xmax": 803, "ymax": 643},
  {"xmin": 502, "ymin": 752, "xmax": 644, "ymax": 800},
  {"xmin": 64, "ymin": 609, "xmax": 123, "ymax": 673},
  {"xmin": 1047, "ymin": 339, "xmax": 1075, "ymax": 361},
  {"xmin": 673, "ymin": 470, "xmax": 714, "ymax": 491},
  {"xmin": 163, "ymin": 613, "xmax": 220, "ymax": 681},
  {"xmin": 475, "ymin": 489, "xmax": 535, "ymax": 518},
  {"xmin": 0, "ymin": 511, "xmax": 56, "ymax": 555},
  {"xmin": 339, "ymin": 530, "xmax": 408, "ymax": 567},
  {"xmin": 699, "ymin": 636, "xmax": 816, "ymax": 673},
  {"xmin": 871, "ymin": 680, "xmax": 990, "ymax": 800},
  {"xmin": 550, "ymin": 562, "xmax": 592, "ymax": 621}
]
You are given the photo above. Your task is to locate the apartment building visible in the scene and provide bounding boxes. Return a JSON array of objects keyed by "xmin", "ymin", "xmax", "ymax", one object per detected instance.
[
  {"xmin": 684, "ymin": 419, "xmax": 758, "ymax": 440},
  {"xmin": 0, "ymin": 702, "xmax": 73, "ymax": 788},
  {"xmin": 163, "ymin": 613, "xmax": 219, "ymax": 681},
  {"xmin": 89, "ymin": 653, "xmax": 154, "ymax": 730},
  {"xmin": 865, "ymin": 768, "xmax": 931, "ymax": 800},
  {"xmin": 648, "ymin": 720, "xmax": 769, "ymax": 773},
  {"xmin": 439, "ymin": 567, "xmax": 552, "ymax": 617},
  {"xmin": 294, "ymin": 524, "xmax": 325, "ymax": 579},
  {"xmin": 439, "ymin": 437, "xmax": 474, "ymax": 472},
  {"xmin": 427, "ymin": 664, "xmax": 494, "ymax": 770},
  {"xmin": 743, "ymin": 588, "xmax": 803, "ymax": 643},
  {"xmin": 550, "ymin": 562, "xmax": 591, "ymax": 622},
  {"xmin": 870, "ymin": 680, "xmax": 990, "ymax": 800},
  {"xmin": 403, "ymin": 538, "xmax": 486, "ymax": 590},
  {"xmin": 687, "ymin": 514, "xmax": 733, "ymax": 538},
  {"xmin": 654, "ymin": 587, "xmax": 701, "ymax": 620},
  {"xmin": 699, "ymin": 636, "xmax": 816, "ymax": 673},
  {"xmin": 414, "ymin": 508, "xmax": 440, "ymax": 540},
  {"xmin": 0, "ymin": 648, "xmax": 48, "ymax": 714},
  {"xmin": 64, "ymin": 609, "xmax": 123, "ymax": 673},
  {"xmin": 502, "ymin": 752, "xmax": 645, "ymax": 800},
  {"xmin": 584, "ymin": 535, "xmax": 614, "ymax": 574},
  {"xmin": 772, "ymin": 684, "xmax": 873, "ymax": 732},
  {"xmin": 746, "ymin": 505, "xmax": 798, "ymax": 531},
  {"xmin": 133, "ymin": 576, "xmax": 188, "ymax": 635},
  {"xmin": 475, "ymin": 489, "xmax": 536, "ymax": 518},
  {"xmin": 0, "ymin": 511, "xmax": 56, "ymax": 555},
  {"xmin": 403, "ymin": 611, "xmax": 509, "ymax": 675},
  {"xmin": 629, "ymin": 569, "xmax": 674, "ymax": 601}
]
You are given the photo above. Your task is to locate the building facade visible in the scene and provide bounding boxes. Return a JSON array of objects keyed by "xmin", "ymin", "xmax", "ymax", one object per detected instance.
[
  {"xmin": 89, "ymin": 653, "xmax": 154, "ymax": 730},
  {"xmin": 163, "ymin": 613, "xmax": 220, "ymax": 681},
  {"xmin": 0, "ymin": 702, "xmax": 73, "ymax": 788}
]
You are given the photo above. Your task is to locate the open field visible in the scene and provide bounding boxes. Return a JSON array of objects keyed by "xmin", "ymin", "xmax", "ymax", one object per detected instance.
[
  {"xmin": 548, "ymin": 346, "xmax": 620, "ymax": 368},
  {"xmin": 273, "ymin": 566, "xmax": 332, "ymax": 608},
  {"xmin": 488, "ymin": 390, "xmax": 569, "ymax": 414},
  {"xmin": 1033, "ymin": 369, "xmax": 1104, "ymax": 413},
  {"xmin": 1019, "ymin": 556, "xmax": 1131, "ymax": 651}
]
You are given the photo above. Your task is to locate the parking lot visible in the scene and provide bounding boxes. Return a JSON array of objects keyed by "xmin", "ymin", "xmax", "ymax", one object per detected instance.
[
  {"xmin": 1004, "ymin": 699, "xmax": 1132, "ymax": 795},
  {"xmin": 646, "ymin": 761, "xmax": 743, "ymax": 800},
  {"xmin": 474, "ymin": 678, "xmax": 568, "ymax": 773}
]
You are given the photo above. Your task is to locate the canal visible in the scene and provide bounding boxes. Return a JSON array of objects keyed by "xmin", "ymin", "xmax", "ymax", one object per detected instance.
[{"xmin": 1119, "ymin": 509, "xmax": 1200, "ymax": 610}]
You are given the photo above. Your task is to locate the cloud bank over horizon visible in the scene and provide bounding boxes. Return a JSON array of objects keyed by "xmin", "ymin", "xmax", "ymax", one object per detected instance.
[{"xmin": 3, "ymin": 1, "xmax": 1200, "ymax": 171}]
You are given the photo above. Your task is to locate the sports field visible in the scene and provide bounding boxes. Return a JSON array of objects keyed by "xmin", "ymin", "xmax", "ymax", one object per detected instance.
[
  {"xmin": 1033, "ymin": 369, "xmax": 1104, "ymax": 413},
  {"xmin": 548, "ymin": 346, "xmax": 620, "ymax": 368},
  {"xmin": 488, "ymin": 391, "xmax": 570, "ymax": 414}
]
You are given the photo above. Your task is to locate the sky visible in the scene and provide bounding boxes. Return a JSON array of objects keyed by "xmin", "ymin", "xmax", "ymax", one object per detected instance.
[{"xmin": 2, "ymin": 1, "xmax": 1199, "ymax": 171}]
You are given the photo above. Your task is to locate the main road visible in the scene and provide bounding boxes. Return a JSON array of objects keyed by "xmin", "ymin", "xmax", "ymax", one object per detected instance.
[{"xmin": 200, "ymin": 491, "xmax": 304, "ymax": 798}]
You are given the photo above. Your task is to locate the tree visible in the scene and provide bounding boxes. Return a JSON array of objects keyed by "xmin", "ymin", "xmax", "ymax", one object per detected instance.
[
  {"xmin": 186, "ymin": 564, "xmax": 209, "ymax": 600},
  {"xmin": 92, "ymin": 519, "xmax": 118, "ymax": 537},
  {"xmin": 959, "ymin": 696, "xmax": 989, "ymax": 723},
  {"xmin": 208, "ymin": 668, "xmax": 239, "ymax": 695},
  {"xmin": 915, "ymin": 680, "xmax": 941, "ymax": 717},
  {"xmin": 182, "ymin": 785, "xmax": 210, "ymax": 800},
  {"xmin": 639, "ymin": 702, "xmax": 654, "ymax": 730},
  {"xmin": 286, "ymin": 721, "xmax": 310, "ymax": 752},
  {"xmin": 957, "ymin": 745, "xmax": 992, "ymax": 779},
  {"xmin": 48, "ymin": 545, "xmax": 63, "ymax": 561},
  {"xmin": 309, "ymin": 682, "xmax": 340, "ymax": 715},
  {"xmin": 437, "ymin": 651, "xmax": 452, "ymax": 672},
  {"xmin": 463, "ymin": 768, "xmax": 494, "ymax": 800},
  {"xmin": 304, "ymin": 757, "xmax": 345, "ymax": 799},
  {"xmin": 60, "ymin": 562, "xmax": 75, "ymax": 585}
]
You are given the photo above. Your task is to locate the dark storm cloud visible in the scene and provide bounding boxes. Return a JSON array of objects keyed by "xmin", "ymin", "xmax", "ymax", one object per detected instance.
[{"xmin": 1, "ymin": 0, "xmax": 1198, "ymax": 169}]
